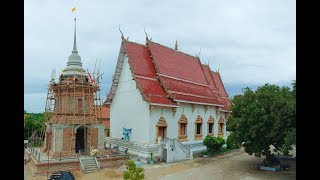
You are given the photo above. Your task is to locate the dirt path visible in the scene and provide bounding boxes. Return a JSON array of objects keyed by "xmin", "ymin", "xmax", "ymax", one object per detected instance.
[
  {"xmin": 25, "ymin": 149, "xmax": 295, "ymax": 180},
  {"xmin": 143, "ymin": 149, "xmax": 296, "ymax": 180}
]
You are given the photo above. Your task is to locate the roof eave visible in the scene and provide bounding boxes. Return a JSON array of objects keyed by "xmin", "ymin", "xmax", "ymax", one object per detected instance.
[
  {"xmin": 149, "ymin": 103, "xmax": 179, "ymax": 107},
  {"xmin": 174, "ymin": 99, "xmax": 224, "ymax": 107}
]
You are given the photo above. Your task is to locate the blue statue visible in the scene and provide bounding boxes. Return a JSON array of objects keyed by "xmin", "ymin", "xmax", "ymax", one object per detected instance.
[{"xmin": 123, "ymin": 127, "xmax": 132, "ymax": 140}]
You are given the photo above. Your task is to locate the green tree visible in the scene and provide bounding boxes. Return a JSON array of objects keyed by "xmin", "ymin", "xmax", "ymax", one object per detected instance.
[
  {"xmin": 279, "ymin": 128, "xmax": 296, "ymax": 155},
  {"xmin": 123, "ymin": 160, "xmax": 145, "ymax": 180},
  {"xmin": 228, "ymin": 83, "xmax": 296, "ymax": 165},
  {"xmin": 226, "ymin": 132, "xmax": 240, "ymax": 150},
  {"xmin": 24, "ymin": 111, "xmax": 45, "ymax": 141}
]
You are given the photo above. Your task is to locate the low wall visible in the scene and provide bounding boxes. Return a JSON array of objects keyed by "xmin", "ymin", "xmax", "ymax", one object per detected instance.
[
  {"xmin": 107, "ymin": 137, "xmax": 207, "ymax": 163},
  {"xmin": 25, "ymin": 149, "xmax": 128, "ymax": 176}
]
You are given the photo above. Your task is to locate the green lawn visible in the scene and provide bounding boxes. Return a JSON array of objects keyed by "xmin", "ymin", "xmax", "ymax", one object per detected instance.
[{"xmin": 201, "ymin": 148, "xmax": 238, "ymax": 157}]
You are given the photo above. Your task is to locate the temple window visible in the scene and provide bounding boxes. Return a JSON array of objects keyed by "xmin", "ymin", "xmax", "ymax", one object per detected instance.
[
  {"xmin": 218, "ymin": 117, "xmax": 225, "ymax": 137},
  {"xmin": 207, "ymin": 115, "xmax": 214, "ymax": 136},
  {"xmin": 178, "ymin": 114, "xmax": 188, "ymax": 142},
  {"xmin": 194, "ymin": 115, "xmax": 203, "ymax": 140}
]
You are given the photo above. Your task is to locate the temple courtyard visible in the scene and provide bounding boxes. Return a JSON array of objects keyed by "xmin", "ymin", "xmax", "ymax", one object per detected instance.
[{"xmin": 25, "ymin": 148, "xmax": 296, "ymax": 179}]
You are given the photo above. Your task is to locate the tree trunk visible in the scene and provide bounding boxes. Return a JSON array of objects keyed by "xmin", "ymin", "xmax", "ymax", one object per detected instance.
[{"xmin": 265, "ymin": 153, "xmax": 274, "ymax": 166}]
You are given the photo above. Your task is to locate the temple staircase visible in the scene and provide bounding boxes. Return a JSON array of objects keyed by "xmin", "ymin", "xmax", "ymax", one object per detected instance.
[{"xmin": 79, "ymin": 157, "xmax": 100, "ymax": 173}]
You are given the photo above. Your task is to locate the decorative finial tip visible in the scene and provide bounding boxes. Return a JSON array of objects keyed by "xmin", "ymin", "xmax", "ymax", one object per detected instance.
[
  {"xmin": 144, "ymin": 26, "xmax": 149, "ymax": 41},
  {"xmin": 175, "ymin": 40, "xmax": 178, "ymax": 50},
  {"xmin": 119, "ymin": 24, "xmax": 124, "ymax": 40}
]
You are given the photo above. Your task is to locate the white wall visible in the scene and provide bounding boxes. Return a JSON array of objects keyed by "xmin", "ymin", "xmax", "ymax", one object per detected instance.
[
  {"xmin": 110, "ymin": 55, "xmax": 150, "ymax": 143},
  {"xmin": 150, "ymin": 103, "xmax": 225, "ymax": 144}
]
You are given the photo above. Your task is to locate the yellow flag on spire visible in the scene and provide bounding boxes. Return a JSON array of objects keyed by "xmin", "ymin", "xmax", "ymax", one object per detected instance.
[{"xmin": 72, "ymin": 6, "xmax": 76, "ymax": 12}]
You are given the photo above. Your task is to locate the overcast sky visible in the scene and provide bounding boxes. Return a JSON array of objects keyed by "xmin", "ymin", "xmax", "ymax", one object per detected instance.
[{"xmin": 25, "ymin": 0, "xmax": 296, "ymax": 113}]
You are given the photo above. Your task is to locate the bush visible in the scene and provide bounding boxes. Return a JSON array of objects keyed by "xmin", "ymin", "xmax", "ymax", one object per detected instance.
[
  {"xmin": 203, "ymin": 135, "xmax": 225, "ymax": 152},
  {"xmin": 123, "ymin": 160, "xmax": 145, "ymax": 180},
  {"xmin": 226, "ymin": 132, "xmax": 240, "ymax": 150}
]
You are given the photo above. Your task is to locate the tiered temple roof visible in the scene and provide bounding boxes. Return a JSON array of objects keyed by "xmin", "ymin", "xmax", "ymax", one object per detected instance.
[{"xmin": 105, "ymin": 37, "xmax": 231, "ymax": 111}]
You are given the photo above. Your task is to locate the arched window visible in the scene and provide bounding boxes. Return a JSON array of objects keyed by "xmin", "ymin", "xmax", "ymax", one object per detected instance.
[
  {"xmin": 218, "ymin": 116, "xmax": 225, "ymax": 137},
  {"xmin": 78, "ymin": 98, "xmax": 83, "ymax": 114},
  {"xmin": 207, "ymin": 115, "xmax": 214, "ymax": 136},
  {"xmin": 194, "ymin": 115, "xmax": 203, "ymax": 140},
  {"xmin": 178, "ymin": 114, "xmax": 188, "ymax": 142}
]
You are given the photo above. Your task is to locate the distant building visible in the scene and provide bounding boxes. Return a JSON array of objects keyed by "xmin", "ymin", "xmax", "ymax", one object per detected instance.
[
  {"xmin": 96, "ymin": 105, "xmax": 110, "ymax": 137},
  {"xmin": 105, "ymin": 36, "xmax": 231, "ymax": 160}
]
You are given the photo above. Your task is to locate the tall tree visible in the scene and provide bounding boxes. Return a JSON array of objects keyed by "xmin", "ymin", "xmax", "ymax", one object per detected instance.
[
  {"xmin": 24, "ymin": 112, "xmax": 45, "ymax": 140},
  {"xmin": 227, "ymin": 83, "xmax": 296, "ymax": 165}
]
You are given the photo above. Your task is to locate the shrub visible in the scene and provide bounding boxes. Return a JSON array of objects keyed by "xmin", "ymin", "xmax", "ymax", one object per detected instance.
[
  {"xmin": 203, "ymin": 135, "xmax": 225, "ymax": 152},
  {"xmin": 123, "ymin": 160, "xmax": 145, "ymax": 180},
  {"xmin": 226, "ymin": 132, "xmax": 240, "ymax": 150}
]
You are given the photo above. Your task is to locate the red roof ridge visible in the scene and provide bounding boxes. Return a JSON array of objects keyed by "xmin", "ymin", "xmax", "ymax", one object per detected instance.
[
  {"xmin": 157, "ymin": 73, "xmax": 209, "ymax": 87},
  {"xmin": 147, "ymin": 40, "xmax": 200, "ymax": 60},
  {"xmin": 144, "ymin": 41, "xmax": 175, "ymax": 100},
  {"xmin": 206, "ymin": 64, "xmax": 219, "ymax": 92},
  {"xmin": 123, "ymin": 39, "xmax": 147, "ymax": 47},
  {"xmin": 199, "ymin": 58, "xmax": 210, "ymax": 85},
  {"xmin": 135, "ymin": 75, "xmax": 157, "ymax": 81},
  {"xmin": 174, "ymin": 99, "xmax": 225, "ymax": 107},
  {"xmin": 123, "ymin": 40, "xmax": 178, "ymax": 106},
  {"xmin": 211, "ymin": 70, "xmax": 229, "ymax": 97},
  {"xmin": 169, "ymin": 91, "xmax": 218, "ymax": 100},
  {"xmin": 149, "ymin": 103, "xmax": 179, "ymax": 107}
]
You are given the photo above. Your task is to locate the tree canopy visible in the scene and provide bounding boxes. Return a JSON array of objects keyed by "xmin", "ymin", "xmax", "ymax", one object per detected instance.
[
  {"xmin": 24, "ymin": 111, "xmax": 45, "ymax": 140},
  {"xmin": 227, "ymin": 82, "xmax": 296, "ymax": 164},
  {"xmin": 123, "ymin": 160, "xmax": 145, "ymax": 180}
]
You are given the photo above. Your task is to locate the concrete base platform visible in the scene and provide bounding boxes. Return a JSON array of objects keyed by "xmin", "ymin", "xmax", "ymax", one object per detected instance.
[{"xmin": 24, "ymin": 148, "xmax": 128, "ymax": 176}]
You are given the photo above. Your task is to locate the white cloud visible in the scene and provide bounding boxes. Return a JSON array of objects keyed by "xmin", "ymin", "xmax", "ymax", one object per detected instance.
[{"xmin": 25, "ymin": 0, "xmax": 295, "ymax": 112}]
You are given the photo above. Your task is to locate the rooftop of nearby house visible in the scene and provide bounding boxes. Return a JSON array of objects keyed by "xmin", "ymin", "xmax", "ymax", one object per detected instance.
[{"xmin": 96, "ymin": 105, "xmax": 110, "ymax": 129}]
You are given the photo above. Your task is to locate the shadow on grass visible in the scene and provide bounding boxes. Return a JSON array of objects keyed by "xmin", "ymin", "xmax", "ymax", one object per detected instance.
[{"xmin": 200, "ymin": 148, "xmax": 238, "ymax": 157}]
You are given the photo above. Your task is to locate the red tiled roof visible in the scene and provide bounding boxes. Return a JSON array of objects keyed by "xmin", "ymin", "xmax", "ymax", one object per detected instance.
[
  {"xmin": 113, "ymin": 39, "xmax": 229, "ymax": 109},
  {"xmin": 211, "ymin": 71, "xmax": 231, "ymax": 110},
  {"xmin": 102, "ymin": 120, "xmax": 110, "ymax": 129},
  {"xmin": 124, "ymin": 41, "xmax": 177, "ymax": 106},
  {"xmin": 95, "ymin": 105, "xmax": 110, "ymax": 119},
  {"xmin": 147, "ymin": 41, "xmax": 208, "ymax": 84},
  {"xmin": 96, "ymin": 105, "xmax": 110, "ymax": 129},
  {"xmin": 135, "ymin": 77, "xmax": 177, "ymax": 105},
  {"xmin": 147, "ymin": 41, "xmax": 224, "ymax": 106},
  {"xmin": 202, "ymin": 65, "xmax": 218, "ymax": 92},
  {"xmin": 211, "ymin": 71, "xmax": 228, "ymax": 97},
  {"xmin": 173, "ymin": 94, "xmax": 224, "ymax": 106},
  {"xmin": 159, "ymin": 76, "xmax": 216, "ymax": 98},
  {"xmin": 100, "ymin": 105, "xmax": 110, "ymax": 118},
  {"xmin": 124, "ymin": 41, "xmax": 157, "ymax": 78}
]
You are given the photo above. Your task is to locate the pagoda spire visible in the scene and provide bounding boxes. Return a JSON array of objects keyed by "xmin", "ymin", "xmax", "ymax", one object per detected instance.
[
  {"xmin": 72, "ymin": 18, "xmax": 78, "ymax": 53},
  {"xmin": 62, "ymin": 15, "xmax": 86, "ymax": 76}
]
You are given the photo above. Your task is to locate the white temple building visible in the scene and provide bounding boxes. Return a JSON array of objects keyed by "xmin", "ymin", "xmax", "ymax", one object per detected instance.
[{"xmin": 104, "ymin": 35, "xmax": 231, "ymax": 162}]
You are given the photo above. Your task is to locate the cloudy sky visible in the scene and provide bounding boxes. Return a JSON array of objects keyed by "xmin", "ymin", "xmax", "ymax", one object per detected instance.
[{"xmin": 25, "ymin": 0, "xmax": 296, "ymax": 113}]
